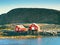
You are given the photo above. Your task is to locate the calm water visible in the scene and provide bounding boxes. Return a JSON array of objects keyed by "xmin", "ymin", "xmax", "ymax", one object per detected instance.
[{"xmin": 0, "ymin": 37, "xmax": 60, "ymax": 45}]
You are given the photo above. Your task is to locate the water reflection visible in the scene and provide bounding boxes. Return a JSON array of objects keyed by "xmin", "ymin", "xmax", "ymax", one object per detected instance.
[
  {"xmin": 37, "ymin": 37, "xmax": 42, "ymax": 45},
  {"xmin": 0, "ymin": 37, "xmax": 60, "ymax": 45}
]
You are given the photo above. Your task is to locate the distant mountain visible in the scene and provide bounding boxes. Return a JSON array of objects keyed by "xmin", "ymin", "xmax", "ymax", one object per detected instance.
[{"xmin": 0, "ymin": 8, "xmax": 60, "ymax": 25}]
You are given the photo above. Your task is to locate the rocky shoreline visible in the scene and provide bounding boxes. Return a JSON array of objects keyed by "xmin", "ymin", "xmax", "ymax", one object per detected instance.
[{"xmin": 0, "ymin": 30, "xmax": 60, "ymax": 39}]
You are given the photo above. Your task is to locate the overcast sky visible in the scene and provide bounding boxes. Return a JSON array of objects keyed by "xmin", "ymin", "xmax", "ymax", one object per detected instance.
[{"xmin": 0, "ymin": 0, "xmax": 60, "ymax": 14}]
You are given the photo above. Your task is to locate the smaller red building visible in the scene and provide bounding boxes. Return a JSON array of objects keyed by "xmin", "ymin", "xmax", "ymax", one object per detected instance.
[{"xmin": 15, "ymin": 25, "xmax": 26, "ymax": 32}]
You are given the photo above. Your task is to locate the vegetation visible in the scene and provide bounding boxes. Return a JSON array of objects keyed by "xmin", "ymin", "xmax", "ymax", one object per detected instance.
[{"xmin": 0, "ymin": 8, "xmax": 60, "ymax": 25}]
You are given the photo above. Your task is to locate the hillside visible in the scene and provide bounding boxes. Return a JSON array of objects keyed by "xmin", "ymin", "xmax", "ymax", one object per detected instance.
[{"xmin": 0, "ymin": 8, "xmax": 60, "ymax": 25}]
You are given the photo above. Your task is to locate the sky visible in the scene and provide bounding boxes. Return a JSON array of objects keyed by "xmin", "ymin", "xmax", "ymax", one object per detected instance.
[{"xmin": 0, "ymin": 0, "xmax": 60, "ymax": 14}]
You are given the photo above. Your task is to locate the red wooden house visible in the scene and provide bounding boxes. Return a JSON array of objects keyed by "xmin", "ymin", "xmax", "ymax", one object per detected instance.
[
  {"xmin": 28, "ymin": 23, "xmax": 40, "ymax": 31},
  {"xmin": 15, "ymin": 25, "xmax": 26, "ymax": 32}
]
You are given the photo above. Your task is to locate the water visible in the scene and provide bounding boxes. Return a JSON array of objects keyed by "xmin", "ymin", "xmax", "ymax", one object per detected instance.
[{"xmin": 0, "ymin": 37, "xmax": 60, "ymax": 45}]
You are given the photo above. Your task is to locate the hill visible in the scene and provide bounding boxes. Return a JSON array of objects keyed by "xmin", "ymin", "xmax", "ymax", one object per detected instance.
[{"xmin": 0, "ymin": 8, "xmax": 60, "ymax": 25}]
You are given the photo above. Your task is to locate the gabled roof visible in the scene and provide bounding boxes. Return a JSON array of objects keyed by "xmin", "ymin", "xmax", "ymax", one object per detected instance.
[{"xmin": 16, "ymin": 25, "xmax": 25, "ymax": 28}]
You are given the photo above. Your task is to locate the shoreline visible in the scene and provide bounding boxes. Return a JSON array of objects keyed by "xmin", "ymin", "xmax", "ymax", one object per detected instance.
[
  {"xmin": 0, "ymin": 35, "xmax": 59, "ymax": 39},
  {"xmin": 0, "ymin": 35, "xmax": 42, "ymax": 39}
]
